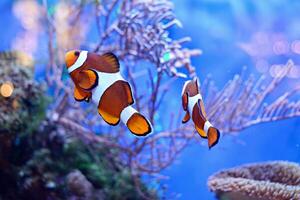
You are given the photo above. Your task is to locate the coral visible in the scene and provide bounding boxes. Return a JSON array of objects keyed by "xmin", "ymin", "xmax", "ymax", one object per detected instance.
[
  {"xmin": 0, "ymin": 121, "xmax": 158, "ymax": 199},
  {"xmin": 93, "ymin": 0, "xmax": 201, "ymax": 77},
  {"xmin": 66, "ymin": 170, "xmax": 94, "ymax": 199},
  {"xmin": 208, "ymin": 161, "xmax": 300, "ymax": 200},
  {"xmin": 0, "ymin": 51, "xmax": 47, "ymax": 135},
  {"xmin": 202, "ymin": 60, "xmax": 300, "ymax": 133}
]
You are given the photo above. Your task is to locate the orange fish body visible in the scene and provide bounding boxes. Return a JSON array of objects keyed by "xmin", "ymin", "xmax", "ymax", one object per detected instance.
[
  {"xmin": 65, "ymin": 50, "xmax": 152, "ymax": 136},
  {"xmin": 181, "ymin": 78, "xmax": 220, "ymax": 148}
]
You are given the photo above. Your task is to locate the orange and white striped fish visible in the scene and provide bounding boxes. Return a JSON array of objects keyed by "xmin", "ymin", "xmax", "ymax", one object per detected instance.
[
  {"xmin": 181, "ymin": 78, "xmax": 220, "ymax": 149},
  {"xmin": 65, "ymin": 50, "xmax": 152, "ymax": 136}
]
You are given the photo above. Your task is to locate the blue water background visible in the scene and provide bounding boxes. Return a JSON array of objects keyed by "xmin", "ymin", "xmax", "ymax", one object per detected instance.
[{"xmin": 1, "ymin": 0, "xmax": 300, "ymax": 199}]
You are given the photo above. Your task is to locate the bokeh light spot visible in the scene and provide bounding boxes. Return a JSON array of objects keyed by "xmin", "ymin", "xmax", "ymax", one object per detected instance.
[
  {"xmin": 255, "ymin": 59, "xmax": 269, "ymax": 73},
  {"xmin": 0, "ymin": 82, "xmax": 14, "ymax": 98},
  {"xmin": 291, "ymin": 40, "xmax": 300, "ymax": 54},
  {"xmin": 273, "ymin": 40, "xmax": 289, "ymax": 55}
]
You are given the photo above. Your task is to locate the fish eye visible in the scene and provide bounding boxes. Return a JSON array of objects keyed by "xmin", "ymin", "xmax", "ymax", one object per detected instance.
[{"xmin": 74, "ymin": 51, "xmax": 80, "ymax": 56}]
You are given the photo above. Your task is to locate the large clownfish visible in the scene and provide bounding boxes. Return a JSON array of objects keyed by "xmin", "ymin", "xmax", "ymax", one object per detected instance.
[
  {"xmin": 65, "ymin": 50, "xmax": 152, "ymax": 136},
  {"xmin": 181, "ymin": 78, "xmax": 220, "ymax": 149}
]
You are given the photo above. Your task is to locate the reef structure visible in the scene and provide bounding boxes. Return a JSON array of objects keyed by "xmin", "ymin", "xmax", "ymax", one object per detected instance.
[{"xmin": 208, "ymin": 161, "xmax": 300, "ymax": 200}]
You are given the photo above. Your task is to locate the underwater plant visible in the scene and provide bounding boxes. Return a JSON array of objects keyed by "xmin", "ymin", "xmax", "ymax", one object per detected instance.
[
  {"xmin": 208, "ymin": 161, "xmax": 300, "ymax": 200},
  {"xmin": 5, "ymin": 0, "xmax": 300, "ymax": 199}
]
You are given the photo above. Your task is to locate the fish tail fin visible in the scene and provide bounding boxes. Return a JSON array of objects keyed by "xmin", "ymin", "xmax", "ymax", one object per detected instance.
[
  {"xmin": 207, "ymin": 127, "xmax": 220, "ymax": 149},
  {"xmin": 120, "ymin": 106, "xmax": 152, "ymax": 136}
]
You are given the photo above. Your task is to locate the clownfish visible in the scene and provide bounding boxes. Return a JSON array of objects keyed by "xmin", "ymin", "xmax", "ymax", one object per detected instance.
[
  {"xmin": 65, "ymin": 50, "xmax": 152, "ymax": 136},
  {"xmin": 181, "ymin": 78, "xmax": 220, "ymax": 149}
]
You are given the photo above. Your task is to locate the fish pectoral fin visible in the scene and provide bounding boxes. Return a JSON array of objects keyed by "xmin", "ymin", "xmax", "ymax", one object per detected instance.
[
  {"xmin": 182, "ymin": 92, "xmax": 188, "ymax": 111},
  {"xmin": 101, "ymin": 52, "xmax": 120, "ymax": 72},
  {"xmin": 194, "ymin": 77, "xmax": 200, "ymax": 93},
  {"xmin": 74, "ymin": 86, "xmax": 91, "ymax": 102},
  {"xmin": 182, "ymin": 112, "xmax": 191, "ymax": 123},
  {"xmin": 195, "ymin": 124, "xmax": 208, "ymax": 138},
  {"xmin": 78, "ymin": 69, "xmax": 98, "ymax": 90},
  {"xmin": 207, "ymin": 127, "xmax": 220, "ymax": 149},
  {"xmin": 127, "ymin": 113, "xmax": 152, "ymax": 136}
]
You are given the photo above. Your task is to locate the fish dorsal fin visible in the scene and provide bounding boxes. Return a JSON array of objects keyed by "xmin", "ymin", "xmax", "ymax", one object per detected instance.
[
  {"xmin": 194, "ymin": 77, "xmax": 200, "ymax": 93},
  {"xmin": 101, "ymin": 52, "xmax": 120, "ymax": 72}
]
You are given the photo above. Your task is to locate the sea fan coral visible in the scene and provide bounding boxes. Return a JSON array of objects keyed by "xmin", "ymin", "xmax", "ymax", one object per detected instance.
[
  {"xmin": 208, "ymin": 161, "xmax": 300, "ymax": 200},
  {"xmin": 203, "ymin": 60, "xmax": 300, "ymax": 133}
]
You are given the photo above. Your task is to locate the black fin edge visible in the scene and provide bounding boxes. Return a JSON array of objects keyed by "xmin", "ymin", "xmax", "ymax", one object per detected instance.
[
  {"xmin": 124, "ymin": 81, "xmax": 135, "ymax": 105},
  {"xmin": 83, "ymin": 69, "xmax": 99, "ymax": 91},
  {"xmin": 128, "ymin": 113, "xmax": 152, "ymax": 137},
  {"xmin": 208, "ymin": 128, "xmax": 220, "ymax": 149}
]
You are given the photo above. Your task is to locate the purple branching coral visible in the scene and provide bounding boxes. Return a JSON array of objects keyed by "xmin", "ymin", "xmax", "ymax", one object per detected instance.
[
  {"xmin": 202, "ymin": 60, "xmax": 300, "ymax": 133},
  {"xmin": 93, "ymin": 0, "xmax": 200, "ymax": 77},
  {"xmin": 10, "ymin": 0, "xmax": 300, "ymax": 197},
  {"xmin": 208, "ymin": 161, "xmax": 300, "ymax": 200}
]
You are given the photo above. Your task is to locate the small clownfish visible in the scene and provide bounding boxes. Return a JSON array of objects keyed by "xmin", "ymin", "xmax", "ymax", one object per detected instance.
[
  {"xmin": 181, "ymin": 78, "xmax": 220, "ymax": 149},
  {"xmin": 65, "ymin": 50, "xmax": 152, "ymax": 136}
]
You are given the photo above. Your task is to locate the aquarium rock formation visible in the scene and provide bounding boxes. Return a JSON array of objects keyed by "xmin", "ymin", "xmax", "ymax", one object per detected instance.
[{"xmin": 208, "ymin": 161, "xmax": 300, "ymax": 200}]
